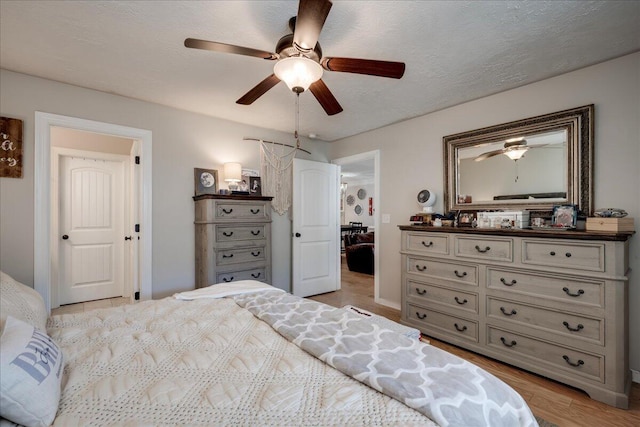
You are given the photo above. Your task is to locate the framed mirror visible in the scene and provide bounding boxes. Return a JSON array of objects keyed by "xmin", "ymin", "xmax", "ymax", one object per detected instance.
[{"xmin": 443, "ymin": 105, "xmax": 593, "ymax": 215}]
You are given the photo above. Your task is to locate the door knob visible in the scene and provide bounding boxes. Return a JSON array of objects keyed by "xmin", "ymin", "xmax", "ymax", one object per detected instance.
[
  {"xmin": 295, "ymin": 232, "xmax": 301, "ymax": 237},
  {"xmin": 62, "ymin": 235, "xmax": 69, "ymax": 240}
]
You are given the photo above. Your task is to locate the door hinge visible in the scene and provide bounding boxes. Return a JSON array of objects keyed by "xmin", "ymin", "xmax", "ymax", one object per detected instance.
[
  {"xmin": 135, "ymin": 224, "xmax": 140, "ymax": 233},
  {"xmin": 135, "ymin": 156, "xmax": 140, "ymax": 165},
  {"xmin": 134, "ymin": 291, "xmax": 140, "ymax": 300}
]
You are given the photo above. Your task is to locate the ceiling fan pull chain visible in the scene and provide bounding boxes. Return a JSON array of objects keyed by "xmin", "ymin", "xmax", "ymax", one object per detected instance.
[{"xmin": 295, "ymin": 92, "xmax": 301, "ymax": 149}]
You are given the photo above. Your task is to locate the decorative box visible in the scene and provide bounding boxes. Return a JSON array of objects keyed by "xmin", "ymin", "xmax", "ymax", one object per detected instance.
[
  {"xmin": 477, "ymin": 211, "xmax": 530, "ymax": 229},
  {"xmin": 586, "ymin": 217, "xmax": 635, "ymax": 232}
]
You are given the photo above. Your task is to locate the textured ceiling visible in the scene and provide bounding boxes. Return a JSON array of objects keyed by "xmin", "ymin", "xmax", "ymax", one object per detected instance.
[{"xmin": 1, "ymin": 1, "xmax": 639, "ymax": 141}]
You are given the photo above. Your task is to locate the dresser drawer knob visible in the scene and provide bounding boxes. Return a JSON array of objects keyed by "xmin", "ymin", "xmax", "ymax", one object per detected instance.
[
  {"xmin": 454, "ymin": 323, "xmax": 467, "ymax": 332},
  {"xmin": 251, "ymin": 230, "xmax": 261, "ymax": 236},
  {"xmin": 222, "ymin": 208, "xmax": 233, "ymax": 214},
  {"xmin": 500, "ymin": 307, "xmax": 517, "ymax": 316},
  {"xmin": 563, "ymin": 321, "xmax": 584, "ymax": 332},
  {"xmin": 251, "ymin": 251, "xmax": 261, "ymax": 257},
  {"xmin": 421, "ymin": 241, "xmax": 434, "ymax": 248},
  {"xmin": 222, "ymin": 276, "xmax": 234, "ymax": 282},
  {"xmin": 416, "ymin": 312, "xmax": 427, "ymax": 320},
  {"xmin": 416, "ymin": 288, "xmax": 427, "ymax": 295},
  {"xmin": 562, "ymin": 287, "xmax": 585, "ymax": 297},
  {"xmin": 454, "ymin": 296, "xmax": 468, "ymax": 305},
  {"xmin": 223, "ymin": 231, "xmax": 234, "ymax": 237},
  {"xmin": 222, "ymin": 254, "xmax": 234, "ymax": 258},
  {"xmin": 251, "ymin": 272, "xmax": 261, "ymax": 278},
  {"xmin": 500, "ymin": 337, "xmax": 517, "ymax": 347},
  {"xmin": 565, "ymin": 252, "xmax": 572, "ymax": 258},
  {"xmin": 454, "ymin": 270, "xmax": 467, "ymax": 278},
  {"xmin": 416, "ymin": 265, "xmax": 427, "ymax": 272},
  {"xmin": 562, "ymin": 355, "xmax": 585, "ymax": 367},
  {"xmin": 550, "ymin": 251, "xmax": 556, "ymax": 256},
  {"xmin": 500, "ymin": 277, "xmax": 517, "ymax": 286},
  {"xmin": 250, "ymin": 208, "xmax": 260, "ymax": 214}
]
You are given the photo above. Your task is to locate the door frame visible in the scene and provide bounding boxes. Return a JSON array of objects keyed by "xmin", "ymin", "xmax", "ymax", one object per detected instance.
[
  {"xmin": 52, "ymin": 147, "xmax": 131, "ymax": 307},
  {"xmin": 35, "ymin": 112, "xmax": 153, "ymax": 311},
  {"xmin": 331, "ymin": 150, "xmax": 384, "ymax": 306}
]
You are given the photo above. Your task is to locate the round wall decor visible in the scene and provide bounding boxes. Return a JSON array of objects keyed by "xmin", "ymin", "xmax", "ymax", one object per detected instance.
[
  {"xmin": 357, "ymin": 188, "xmax": 367, "ymax": 200},
  {"xmin": 354, "ymin": 204, "xmax": 363, "ymax": 215},
  {"xmin": 346, "ymin": 194, "xmax": 355, "ymax": 206}
]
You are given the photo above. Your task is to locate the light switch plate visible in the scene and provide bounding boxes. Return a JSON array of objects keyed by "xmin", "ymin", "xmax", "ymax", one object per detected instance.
[{"xmin": 382, "ymin": 214, "xmax": 391, "ymax": 223}]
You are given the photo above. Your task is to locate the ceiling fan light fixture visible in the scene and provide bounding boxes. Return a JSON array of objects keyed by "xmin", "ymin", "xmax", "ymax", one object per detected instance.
[
  {"xmin": 504, "ymin": 147, "xmax": 528, "ymax": 160},
  {"xmin": 274, "ymin": 56, "xmax": 323, "ymax": 93}
]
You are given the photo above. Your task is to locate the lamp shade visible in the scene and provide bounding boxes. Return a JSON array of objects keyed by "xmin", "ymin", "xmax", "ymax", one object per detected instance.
[
  {"xmin": 273, "ymin": 56, "xmax": 323, "ymax": 93},
  {"xmin": 223, "ymin": 162, "xmax": 242, "ymax": 182},
  {"xmin": 503, "ymin": 147, "xmax": 528, "ymax": 161}
]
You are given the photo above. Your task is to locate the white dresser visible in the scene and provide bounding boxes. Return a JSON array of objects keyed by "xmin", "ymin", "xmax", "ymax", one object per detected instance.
[
  {"xmin": 399, "ymin": 225, "xmax": 633, "ymax": 408},
  {"xmin": 195, "ymin": 195, "xmax": 272, "ymax": 287}
]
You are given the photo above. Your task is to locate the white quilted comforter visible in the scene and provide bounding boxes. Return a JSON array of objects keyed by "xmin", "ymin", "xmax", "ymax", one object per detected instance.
[{"xmin": 47, "ymin": 286, "xmax": 537, "ymax": 426}]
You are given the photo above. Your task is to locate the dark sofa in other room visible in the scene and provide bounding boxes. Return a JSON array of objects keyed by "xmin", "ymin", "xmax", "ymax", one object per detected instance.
[{"xmin": 344, "ymin": 231, "xmax": 374, "ymax": 275}]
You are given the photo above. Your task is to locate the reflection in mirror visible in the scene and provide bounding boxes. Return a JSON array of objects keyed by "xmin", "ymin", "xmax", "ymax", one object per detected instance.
[{"xmin": 444, "ymin": 105, "xmax": 593, "ymax": 214}]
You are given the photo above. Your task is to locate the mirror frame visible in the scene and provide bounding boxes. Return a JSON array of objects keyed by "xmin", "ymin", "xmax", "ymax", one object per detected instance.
[{"xmin": 443, "ymin": 105, "xmax": 594, "ymax": 215}]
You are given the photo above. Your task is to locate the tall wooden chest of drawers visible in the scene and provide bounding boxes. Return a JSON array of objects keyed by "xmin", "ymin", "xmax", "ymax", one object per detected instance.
[
  {"xmin": 399, "ymin": 225, "xmax": 633, "ymax": 408},
  {"xmin": 195, "ymin": 195, "xmax": 273, "ymax": 287}
]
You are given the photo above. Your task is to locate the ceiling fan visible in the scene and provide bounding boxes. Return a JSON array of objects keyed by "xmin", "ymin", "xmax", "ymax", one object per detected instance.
[
  {"xmin": 184, "ymin": 0, "xmax": 405, "ymax": 116},
  {"xmin": 474, "ymin": 138, "xmax": 548, "ymax": 162}
]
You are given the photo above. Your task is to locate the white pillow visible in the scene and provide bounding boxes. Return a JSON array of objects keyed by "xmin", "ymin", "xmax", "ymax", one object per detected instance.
[
  {"xmin": 0, "ymin": 271, "xmax": 47, "ymax": 332},
  {"xmin": 0, "ymin": 316, "xmax": 63, "ymax": 427}
]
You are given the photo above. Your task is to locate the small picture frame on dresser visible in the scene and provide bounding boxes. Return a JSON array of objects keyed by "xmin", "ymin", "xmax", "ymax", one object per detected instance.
[
  {"xmin": 249, "ymin": 177, "xmax": 262, "ymax": 196},
  {"xmin": 194, "ymin": 168, "xmax": 218, "ymax": 196},
  {"xmin": 552, "ymin": 204, "xmax": 577, "ymax": 228},
  {"xmin": 458, "ymin": 212, "xmax": 475, "ymax": 227}
]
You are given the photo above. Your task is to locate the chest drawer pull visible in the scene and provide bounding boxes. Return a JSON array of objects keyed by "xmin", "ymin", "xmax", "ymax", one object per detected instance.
[
  {"xmin": 454, "ymin": 270, "xmax": 467, "ymax": 278},
  {"xmin": 500, "ymin": 277, "xmax": 517, "ymax": 286},
  {"xmin": 500, "ymin": 307, "xmax": 517, "ymax": 316},
  {"xmin": 251, "ymin": 251, "xmax": 261, "ymax": 257},
  {"xmin": 550, "ymin": 251, "xmax": 556, "ymax": 256},
  {"xmin": 222, "ymin": 254, "xmax": 234, "ymax": 258},
  {"xmin": 565, "ymin": 252, "xmax": 572, "ymax": 257},
  {"xmin": 222, "ymin": 276, "xmax": 234, "ymax": 282},
  {"xmin": 223, "ymin": 231, "xmax": 234, "ymax": 237},
  {"xmin": 251, "ymin": 272, "xmax": 261, "ymax": 278},
  {"xmin": 251, "ymin": 230, "xmax": 261, "ymax": 236},
  {"xmin": 421, "ymin": 241, "xmax": 434, "ymax": 247},
  {"xmin": 454, "ymin": 323, "xmax": 467, "ymax": 332},
  {"xmin": 563, "ymin": 321, "xmax": 584, "ymax": 332},
  {"xmin": 416, "ymin": 264, "xmax": 427, "ymax": 272},
  {"xmin": 562, "ymin": 355, "xmax": 585, "ymax": 367},
  {"xmin": 562, "ymin": 287, "xmax": 585, "ymax": 297},
  {"xmin": 416, "ymin": 311, "xmax": 427, "ymax": 320},
  {"xmin": 454, "ymin": 296, "xmax": 468, "ymax": 305},
  {"xmin": 416, "ymin": 288, "xmax": 427, "ymax": 295},
  {"xmin": 500, "ymin": 337, "xmax": 517, "ymax": 347},
  {"xmin": 475, "ymin": 245, "xmax": 491, "ymax": 253},
  {"xmin": 222, "ymin": 208, "xmax": 233, "ymax": 214},
  {"xmin": 250, "ymin": 208, "xmax": 260, "ymax": 214}
]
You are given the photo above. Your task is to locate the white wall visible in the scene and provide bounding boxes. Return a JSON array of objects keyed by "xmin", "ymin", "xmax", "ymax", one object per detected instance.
[
  {"xmin": 328, "ymin": 53, "xmax": 640, "ymax": 373},
  {"xmin": 343, "ymin": 182, "xmax": 375, "ymax": 227},
  {"xmin": 0, "ymin": 69, "xmax": 330, "ymax": 297}
]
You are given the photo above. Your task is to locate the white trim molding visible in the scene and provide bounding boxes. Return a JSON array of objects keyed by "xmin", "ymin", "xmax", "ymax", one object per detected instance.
[
  {"xmin": 632, "ymin": 369, "xmax": 640, "ymax": 384},
  {"xmin": 34, "ymin": 112, "xmax": 153, "ymax": 311}
]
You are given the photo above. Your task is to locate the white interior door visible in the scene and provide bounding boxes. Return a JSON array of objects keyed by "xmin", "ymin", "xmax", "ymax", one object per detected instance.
[
  {"xmin": 59, "ymin": 155, "xmax": 126, "ymax": 304},
  {"xmin": 292, "ymin": 159, "xmax": 340, "ymax": 297}
]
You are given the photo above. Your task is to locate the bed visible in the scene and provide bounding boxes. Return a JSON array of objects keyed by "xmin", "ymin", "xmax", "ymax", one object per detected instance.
[{"xmin": 0, "ymin": 271, "xmax": 538, "ymax": 426}]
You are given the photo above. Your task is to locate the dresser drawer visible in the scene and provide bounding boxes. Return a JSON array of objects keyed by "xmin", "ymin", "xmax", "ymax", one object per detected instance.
[
  {"xmin": 487, "ymin": 327, "xmax": 603, "ymax": 382},
  {"xmin": 487, "ymin": 297, "xmax": 603, "ymax": 345},
  {"xmin": 407, "ymin": 279, "xmax": 478, "ymax": 314},
  {"xmin": 216, "ymin": 246, "xmax": 266, "ymax": 266},
  {"xmin": 406, "ymin": 257, "xmax": 478, "ymax": 285},
  {"xmin": 455, "ymin": 236, "xmax": 513, "ymax": 262},
  {"xmin": 407, "ymin": 304, "xmax": 478, "ymax": 342},
  {"xmin": 214, "ymin": 201, "xmax": 271, "ymax": 221},
  {"xmin": 522, "ymin": 240, "xmax": 605, "ymax": 272},
  {"xmin": 215, "ymin": 225, "xmax": 266, "ymax": 243},
  {"xmin": 486, "ymin": 267, "xmax": 604, "ymax": 308},
  {"xmin": 405, "ymin": 232, "xmax": 449, "ymax": 255},
  {"xmin": 216, "ymin": 267, "xmax": 267, "ymax": 283}
]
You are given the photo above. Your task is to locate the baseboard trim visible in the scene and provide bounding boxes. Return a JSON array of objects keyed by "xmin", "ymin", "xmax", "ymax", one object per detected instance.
[
  {"xmin": 374, "ymin": 297, "xmax": 401, "ymax": 311},
  {"xmin": 632, "ymin": 369, "xmax": 640, "ymax": 384}
]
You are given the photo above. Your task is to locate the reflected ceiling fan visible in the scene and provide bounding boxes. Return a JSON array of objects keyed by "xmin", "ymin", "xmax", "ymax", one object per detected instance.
[
  {"xmin": 474, "ymin": 138, "xmax": 548, "ymax": 162},
  {"xmin": 184, "ymin": 0, "xmax": 405, "ymax": 116}
]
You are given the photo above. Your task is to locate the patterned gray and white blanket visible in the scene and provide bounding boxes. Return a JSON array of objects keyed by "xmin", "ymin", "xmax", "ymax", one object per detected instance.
[{"xmin": 233, "ymin": 290, "xmax": 538, "ymax": 427}]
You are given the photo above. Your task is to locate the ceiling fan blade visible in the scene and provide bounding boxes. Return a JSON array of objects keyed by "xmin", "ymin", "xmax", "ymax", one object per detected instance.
[
  {"xmin": 474, "ymin": 149, "xmax": 505, "ymax": 162},
  {"xmin": 236, "ymin": 74, "xmax": 281, "ymax": 105},
  {"xmin": 293, "ymin": 0, "xmax": 332, "ymax": 53},
  {"xmin": 309, "ymin": 79, "xmax": 343, "ymax": 116},
  {"xmin": 185, "ymin": 38, "xmax": 277, "ymax": 60},
  {"xmin": 321, "ymin": 57, "xmax": 406, "ymax": 79}
]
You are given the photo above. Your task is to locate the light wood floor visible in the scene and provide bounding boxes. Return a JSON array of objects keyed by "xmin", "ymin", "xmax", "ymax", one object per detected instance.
[{"xmin": 52, "ymin": 258, "xmax": 640, "ymax": 426}]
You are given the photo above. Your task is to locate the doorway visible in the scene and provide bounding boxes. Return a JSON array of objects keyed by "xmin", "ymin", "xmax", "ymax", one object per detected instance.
[
  {"xmin": 34, "ymin": 112, "xmax": 152, "ymax": 311},
  {"xmin": 332, "ymin": 151, "xmax": 380, "ymax": 303}
]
